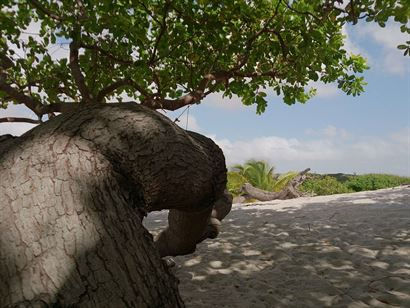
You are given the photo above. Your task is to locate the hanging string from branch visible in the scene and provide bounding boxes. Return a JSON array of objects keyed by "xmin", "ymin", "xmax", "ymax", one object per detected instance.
[
  {"xmin": 174, "ymin": 105, "xmax": 189, "ymax": 124},
  {"xmin": 186, "ymin": 105, "xmax": 190, "ymax": 130},
  {"xmin": 173, "ymin": 105, "xmax": 191, "ymax": 130}
]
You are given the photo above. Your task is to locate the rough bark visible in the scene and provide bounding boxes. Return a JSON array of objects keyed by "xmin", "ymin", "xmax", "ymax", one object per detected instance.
[
  {"xmin": 0, "ymin": 103, "xmax": 231, "ymax": 307},
  {"xmin": 154, "ymin": 131, "xmax": 232, "ymax": 257},
  {"xmin": 241, "ymin": 168, "xmax": 311, "ymax": 202}
]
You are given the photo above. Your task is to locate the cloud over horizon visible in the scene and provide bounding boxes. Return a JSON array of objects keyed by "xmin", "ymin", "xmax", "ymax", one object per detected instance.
[{"xmin": 209, "ymin": 126, "xmax": 409, "ymax": 176}]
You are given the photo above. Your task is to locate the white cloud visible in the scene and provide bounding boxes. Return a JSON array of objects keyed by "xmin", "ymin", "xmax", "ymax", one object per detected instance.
[
  {"xmin": 360, "ymin": 23, "xmax": 406, "ymax": 49},
  {"xmin": 305, "ymin": 125, "xmax": 350, "ymax": 139},
  {"xmin": 209, "ymin": 126, "xmax": 410, "ymax": 176},
  {"xmin": 203, "ymin": 93, "xmax": 245, "ymax": 110},
  {"xmin": 356, "ymin": 23, "xmax": 409, "ymax": 75},
  {"xmin": 308, "ymin": 81, "xmax": 341, "ymax": 99},
  {"xmin": 390, "ymin": 126, "xmax": 409, "ymax": 144},
  {"xmin": 342, "ymin": 25, "xmax": 370, "ymax": 58}
]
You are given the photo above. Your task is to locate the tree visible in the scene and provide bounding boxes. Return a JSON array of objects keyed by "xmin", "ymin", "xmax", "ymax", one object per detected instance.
[
  {"xmin": 233, "ymin": 160, "xmax": 277, "ymax": 191},
  {"xmin": 0, "ymin": 103, "xmax": 232, "ymax": 307},
  {"xmin": 0, "ymin": 0, "xmax": 408, "ymax": 306},
  {"xmin": 0, "ymin": 0, "xmax": 408, "ymax": 121},
  {"xmin": 230, "ymin": 160, "xmax": 308, "ymax": 201}
]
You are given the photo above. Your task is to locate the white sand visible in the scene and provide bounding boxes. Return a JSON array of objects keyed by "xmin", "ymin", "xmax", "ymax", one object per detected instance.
[{"xmin": 144, "ymin": 187, "xmax": 410, "ymax": 307}]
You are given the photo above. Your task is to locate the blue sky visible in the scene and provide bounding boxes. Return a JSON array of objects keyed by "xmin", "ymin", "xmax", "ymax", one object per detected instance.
[
  {"xmin": 1, "ymin": 22, "xmax": 409, "ymax": 176},
  {"xmin": 166, "ymin": 22, "xmax": 410, "ymax": 176}
]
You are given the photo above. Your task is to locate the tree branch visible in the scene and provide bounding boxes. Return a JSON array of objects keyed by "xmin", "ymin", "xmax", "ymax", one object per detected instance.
[
  {"xmin": 96, "ymin": 79, "xmax": 151, "ymax": 103},
  {"xmin": 0, "ymin": 73, "xmax": 43, "ymax": 115},
  {"xmin": 231, "ymin": 0, "xmax": 282, "ymax": 72},
  {"xmin": 284, "ymin": 1, "xmax": 320, "ymax": 21},
  {"xmin": 137, "ymin": 1, "xmax": 162, "ymax": 25},
  {"xmin": 40, "ymin": 101, "xmax": 139, "ymax": 114},
  {"xmin": 79, "ymin": 42, "xmax": 137, "ymax": 65},
  {"xmin": 144, "ymin": 66, "xmax": 284, "ymax": 111},
  {"xmin": 265, "ymin": 29, "xmax": 289, "ymax": 58},
  {"xmin": 149, "ymin": 3, "xmax": 170, "ymax": 65},
  {"xmin": 27, "ymin": 0, "xmax": 63, "ymax": 21},
  {"xmin": 143, "ymin": 72, "xmax": 220, "ymax": 110},
  {"xmin": 0, "ymin": 117, "xmax": 41, "ymax": 124},
  {"xmin": 69, "ymin": 35, "xmax": 92, "ymax": 103},
  {"xmin": 0, "ymin": 54, "xmax": 14, "ymax": 70}
]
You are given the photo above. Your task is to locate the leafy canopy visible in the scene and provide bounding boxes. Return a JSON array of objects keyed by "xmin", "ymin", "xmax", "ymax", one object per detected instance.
[{"xmin": 0, "ymin": 0, "xmax": 408, "ymax": 122}]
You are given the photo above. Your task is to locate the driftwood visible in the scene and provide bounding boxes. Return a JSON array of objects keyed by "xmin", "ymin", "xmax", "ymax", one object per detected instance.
[{"xmin": 241, "ymin": 168, "xmax": 311, "ymax": 202}]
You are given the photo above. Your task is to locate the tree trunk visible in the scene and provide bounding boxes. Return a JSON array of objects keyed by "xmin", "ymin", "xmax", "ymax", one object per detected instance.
[
  {"xmin": 241, "ymin": 168, "xmax": 310, "ymax": 202},
  {"xmin": 0, "ymin": 103, "xmax": 231, "ymax": 307}
]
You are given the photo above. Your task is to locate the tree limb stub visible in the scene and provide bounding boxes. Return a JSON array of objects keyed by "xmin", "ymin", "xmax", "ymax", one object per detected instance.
[
  {"xmin": 0, "ymin": 117, "xmax": 41, "ymax": 124},
  {"xmin": 241, "ymin": 168, "xmax": 311, "ymax": 202}
]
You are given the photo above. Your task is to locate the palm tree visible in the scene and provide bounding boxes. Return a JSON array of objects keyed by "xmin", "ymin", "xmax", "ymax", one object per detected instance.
[{"xmin": 232, "ymin": 160, "xmax": 276, "ymax": 191}]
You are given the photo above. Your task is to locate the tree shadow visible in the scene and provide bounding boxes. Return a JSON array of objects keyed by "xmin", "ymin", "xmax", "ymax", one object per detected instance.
[{"xmin": 145, "ymin": 187, "xmax": 410, "ymax": 307}]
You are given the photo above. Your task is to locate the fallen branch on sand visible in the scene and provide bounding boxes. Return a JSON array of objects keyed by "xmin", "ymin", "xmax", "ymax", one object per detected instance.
[{"xmin": 240, "ymin": 168, "xmax": 311, "ymax": 202}]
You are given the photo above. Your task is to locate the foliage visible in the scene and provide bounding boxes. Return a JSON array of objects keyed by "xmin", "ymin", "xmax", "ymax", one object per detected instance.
[
  {"xmin": 227, "ymin": 171, "xmax": 248, "ymax": 196},
  {"xmin": 228, "ymin": 160, "xmax": 410, "ymax": 196},
  {"xmin": 300, "ymin": 173, "xmax": 410, "ymax": 195},
  {"xmin": 232, "ymin": 160, "xmax": 276, "ymax": 191},
  {"xmin": 229, "ymin": 160, "xmax": 298, "ymax": 194},
  {"xmin": 272, "ymin": 171, "xmax": 299, "ymax": 192},
  {"xmin": 0, "ymin": 1, "xmax": 408, "ymax": 122},
  {"xmin": 299, "ymin": 175, "xmax": 353, "ymax": 195},
  {"xmin": 345, "ymin": 174, "xmax": 410, "ymax": 192}
]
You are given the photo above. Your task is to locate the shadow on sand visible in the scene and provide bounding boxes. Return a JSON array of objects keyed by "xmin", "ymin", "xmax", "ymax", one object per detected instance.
[{"xmin": 144, "ymin": 187, "xmax": 410, "ymax": 308}]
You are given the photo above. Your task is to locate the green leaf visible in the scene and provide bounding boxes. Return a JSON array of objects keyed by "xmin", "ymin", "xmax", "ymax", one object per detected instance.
[{"xmin": 0, "ymin": 0, "xmax": 407, "ymax": 115}]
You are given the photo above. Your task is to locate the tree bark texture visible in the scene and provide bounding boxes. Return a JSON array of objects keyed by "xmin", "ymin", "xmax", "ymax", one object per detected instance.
[
  {"xmin": 0, "ymin": 104, "xmax": 231, "ymax": 307},
  {"xmin": 241, "ymin": 168, "xmax": 311, "ymax": 202}
]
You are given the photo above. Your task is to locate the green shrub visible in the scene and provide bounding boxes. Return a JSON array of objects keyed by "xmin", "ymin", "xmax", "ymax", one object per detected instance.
[
  {"xmin": 232, "ymin": 160, "xmax": 276, "ymax": 191},
  {"xmin": 228, "ymin": 163, "xmax": 410, "ymax": 197},
  {"xmin": 272, "ymin": 171, "xmax": 298, "ymax": 192},
  {"xmin": 229, "ymin": 160, "xmax": 299, "ymax": 194},
  {"xmin": 300, "ymin": 176, "xmax": 353, "ymax": 196},
  {"xmin": 345, "ymin": 174, "xmax": 410, "ymax": 192},
  {"xmin": 227, "ymin": 171, "xmax": 248, "ymax": 196}
]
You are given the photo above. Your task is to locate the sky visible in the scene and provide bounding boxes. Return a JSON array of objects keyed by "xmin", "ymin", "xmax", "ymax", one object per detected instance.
[{"xmin": 1, "ymin": 21, "xmax": 409, "ymax": 176}]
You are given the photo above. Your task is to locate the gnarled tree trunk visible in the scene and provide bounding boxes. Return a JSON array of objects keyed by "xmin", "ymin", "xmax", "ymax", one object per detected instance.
[{"xmin": 0, "ymin": 103, "xmax": 231, "ymax": 307}]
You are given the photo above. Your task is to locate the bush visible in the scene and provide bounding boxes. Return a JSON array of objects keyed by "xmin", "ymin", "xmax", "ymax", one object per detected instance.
[
  {"xmin": 345, "ymin": 174, "xmax": 410, "ymax": 192},
  {"xmin": 228, "ymin": 160, "xmax": 300, "ymax": 196},
  {"xmin": 228, "ymin": 164, "xmax": 410, "ymax": 197},
  {"xmin": 300, "ymin": 176, "xmax": 353, "ymax": 196},
  {"xmin": 232, "ymin": 160, "xmax": 276, "ymax": 191},
  {"xmin": 227, "ymin": 171, "xmax": 248, "ymax": 196},
  {"xmin": 272, "ymin": 171, "xmax": 298, "ymax": 192}
]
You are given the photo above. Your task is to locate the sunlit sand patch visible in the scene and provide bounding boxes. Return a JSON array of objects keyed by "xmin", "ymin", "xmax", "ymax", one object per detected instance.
[{"xmin": 144, "ymin": 187, "xmax": 410, "ymax": 308}]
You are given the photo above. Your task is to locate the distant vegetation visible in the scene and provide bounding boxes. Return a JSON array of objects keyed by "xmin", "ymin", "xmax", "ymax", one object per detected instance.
[
  {"xmin": 300, "ymin": 173, "xmax": 410, "ymax": 196},
  {"xmin": 299, "ymin": 175, "xmax": 353, "ymax": 196},
  {"xmin": 227, "ymin": 160, "xmax": 297, "ymax": 197},
  {"xmin": 344, "ymin": 174, "xmax": 410, "ymax": 192},
  {"xmin": 227, "ymin": 160, "xmax": 410, "ymax": 197}
]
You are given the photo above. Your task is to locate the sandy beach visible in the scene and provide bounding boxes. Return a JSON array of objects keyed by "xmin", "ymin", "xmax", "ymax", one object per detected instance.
[{"xmin": 144, "ymin": 187, "xmax": 410, "ymax": 307}]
